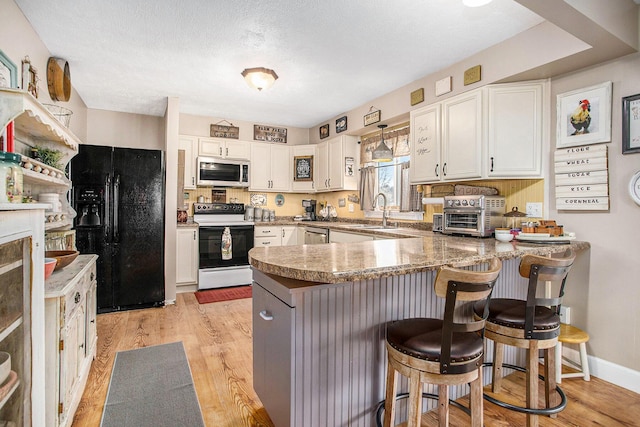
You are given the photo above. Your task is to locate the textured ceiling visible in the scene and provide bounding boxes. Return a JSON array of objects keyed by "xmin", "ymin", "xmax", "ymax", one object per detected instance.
[{"xmin": 15, "ymin": 0, "xmax": 544, "ymax": 128}]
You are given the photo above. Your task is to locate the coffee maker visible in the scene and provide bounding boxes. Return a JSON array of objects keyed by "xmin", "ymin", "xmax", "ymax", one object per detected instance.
[{"xmin": 302, "ymin": 199, "xmax": 317, "ymax": 221}]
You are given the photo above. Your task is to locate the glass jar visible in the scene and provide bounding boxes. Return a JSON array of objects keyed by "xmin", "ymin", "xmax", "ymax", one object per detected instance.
[{"xmin": 0, "ymin": 151, "xmax": 24, "ymax": 204}]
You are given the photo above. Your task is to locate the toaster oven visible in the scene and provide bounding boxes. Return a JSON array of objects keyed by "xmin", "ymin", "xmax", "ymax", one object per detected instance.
[{"xmin": 442, "ymin": 195, "xmax": 505, "ymax": 237}]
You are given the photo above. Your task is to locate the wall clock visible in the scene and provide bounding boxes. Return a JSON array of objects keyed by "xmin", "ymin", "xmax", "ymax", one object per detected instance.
[
  {"xmin": 629, "ymin": 170, "xmax": 640, "ymax": 206},
  {"xmin": 46, "ymin": 57, "xmax": 71, "ymax": 102}
]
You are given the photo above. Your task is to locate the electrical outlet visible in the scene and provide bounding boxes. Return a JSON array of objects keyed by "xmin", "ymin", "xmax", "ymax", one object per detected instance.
[
  {"xmin": 560, "ymin": 306, "xmax": 571, "ymax": 325},
  {"xmin": 526, "ymin": 202, "xmax": 543, "ymax": 218},
  {"xmin": 348, "ymin": 203, "xmax": 354, "ymax": 213}
]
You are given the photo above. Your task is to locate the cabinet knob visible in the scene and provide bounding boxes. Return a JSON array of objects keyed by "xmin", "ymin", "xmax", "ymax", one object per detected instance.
[
  {"xmin": 435, "ymin": 164, "xmax": 439, "ymax": 177},
  {"xmin": 443, "ymin": 163, "xmax": 447, "ymax": 176},
  {"xmin": 259, "ymin": 310, "xmax": 274, "ymax": 321},
  {"xmin": 74, "ymin": 292, "xmax": 81, "ymax": 303},
  {"xmin": 490, "ymin": 157, "xmax": 494, "ymax": 172},
  {"xmin": 90, "ymin": 272, "xmax": 95, "ymax": 281}
]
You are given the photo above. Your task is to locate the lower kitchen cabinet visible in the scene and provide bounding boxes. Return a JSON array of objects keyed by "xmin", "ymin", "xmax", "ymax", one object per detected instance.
[
  {"xmin": 176, "ymin": 227, "xmax": 198, "ymax": 284},
  {"xmin": 255, "ymin": 225, "xmax": 299, "ymax": 247},
  {"xmin": 45, "ymin": 255, "xmax": 98, "ymax": 427},
  {"xmin": 329, "ymin": 230, "xmax": 374, "ymax": 243}
]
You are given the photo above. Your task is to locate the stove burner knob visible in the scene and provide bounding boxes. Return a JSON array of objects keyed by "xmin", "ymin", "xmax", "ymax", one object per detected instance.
[
  {"xmin": 462, "ymin": 200, "xmax": 468, "ymax": 206},
  {"xmin": 469, "ymin": 200, "xmax": 476, "ymax": 207},
  {"xmin": 454, "ymin": 200, "xmax": 461, "ymax": 206}
]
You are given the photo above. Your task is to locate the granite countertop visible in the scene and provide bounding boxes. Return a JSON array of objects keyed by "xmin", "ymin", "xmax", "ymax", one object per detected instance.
[
  {"xmin": 177, "ymin": 221, "xmax": 198, "ymax": 228},
  {"xmin": 248, "ymin": 231, "xmax": 590, "ymax": 284}
]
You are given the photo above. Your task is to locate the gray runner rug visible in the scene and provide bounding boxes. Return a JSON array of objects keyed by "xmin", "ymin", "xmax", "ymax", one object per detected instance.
[{"xmin": 101, "ymin": 341, "xmax": 205, "ymax": 427}]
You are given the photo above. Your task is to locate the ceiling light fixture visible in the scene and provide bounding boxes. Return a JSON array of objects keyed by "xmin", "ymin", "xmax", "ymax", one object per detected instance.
[
  {"xmin": 462, "ymin": 0, "xmax": 493, "ymax": 7},
  {"xmin": 241, "ymin": 67, "xmax": 278, "ymax": 91},
  {"xmin": 372, "ymin": 124, "xmax": 393, "ymax": 162}
]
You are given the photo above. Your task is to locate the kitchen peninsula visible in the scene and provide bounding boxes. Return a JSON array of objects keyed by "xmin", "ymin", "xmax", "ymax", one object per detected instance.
[{"xmin": 248, "ymin": 231, "xmax": 589, "ymax": 427}]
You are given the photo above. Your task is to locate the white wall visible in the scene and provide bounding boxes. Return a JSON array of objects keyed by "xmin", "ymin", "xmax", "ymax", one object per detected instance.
[{"xmin": 86, "ymin": 109, "xmax": 164, "ymax": 149}]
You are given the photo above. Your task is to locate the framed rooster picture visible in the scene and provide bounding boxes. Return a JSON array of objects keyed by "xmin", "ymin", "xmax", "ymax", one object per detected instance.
[{"xmin": 557, "ymin": 81, "xmax": 612, "ymax": 148}]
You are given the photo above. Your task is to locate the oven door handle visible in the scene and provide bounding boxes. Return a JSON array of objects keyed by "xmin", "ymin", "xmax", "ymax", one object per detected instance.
[{"xmin": 444, "ymin": 209, "xmax": 482, "ymax": 215}]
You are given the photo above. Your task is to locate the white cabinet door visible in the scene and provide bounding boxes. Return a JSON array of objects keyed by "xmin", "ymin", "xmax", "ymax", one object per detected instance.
[
  {"xmin": 281, "ymin": 226, "xmax": 298, "ymax": 246},
  {"xmin": 250, "ymin": 144, "xmax": 291, "ymax": 191},
  {"xmin": 61, "ymin": 305, "xmax": 85, "ymax": 420},
  {"xmin": 255, "ymin": 226, "xmax": 281, "ymax": 247},
  {"xmin": 487, "ymin": 82, "xmax": 544, "ymax": 178},
  {"xmin": 179, "ymin": 135, "xmax": 197, "ymax": 189},
  {"xmin": 328, "ymin": 137, "xmax": 344, "ymax": 190},
  {"xmin": 441, "ymin": 90, "xmax": 483, "ymax": 181},
  {"xmin": 270, "ymin": 144, "xmax": 292, "ymax": 191},
  {"xmin": 85, "ymin": 281, "xmax": 97, "ymax": 357},
  {"xmin": 198, "ymin": 138, "xmax": 251, "ymax": 160},
  {"xmin": 410, "ymin": 104, "xmax": 441, "ymax": 183},
  {"xmin": 315, "ymin": 141, "xmax": 330, "ymax": 191},
  {"xmin": 176, "ymin": 228, "xmax": 198, "ymax": 284}
]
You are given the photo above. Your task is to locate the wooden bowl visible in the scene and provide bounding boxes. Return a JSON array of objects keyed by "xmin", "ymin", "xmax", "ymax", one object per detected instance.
[
  {"xmin": 45, "ymin": 250, "xmax": 79, "ymax": 270},
  {"xmin": 44, "ymin": 257, "xmax": 57, "ymax": 279}
]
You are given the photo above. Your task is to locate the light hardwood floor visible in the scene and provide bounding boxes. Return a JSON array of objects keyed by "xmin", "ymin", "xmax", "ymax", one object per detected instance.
[{"xmin": 72, "ymin": 292, "xmax": 640, "ymax": 427}]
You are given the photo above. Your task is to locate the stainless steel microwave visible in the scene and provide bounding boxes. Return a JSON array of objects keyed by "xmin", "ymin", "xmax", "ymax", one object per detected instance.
[{"xmin": 196, "ymin": 157, "xmax": 250, "ymax": 187}]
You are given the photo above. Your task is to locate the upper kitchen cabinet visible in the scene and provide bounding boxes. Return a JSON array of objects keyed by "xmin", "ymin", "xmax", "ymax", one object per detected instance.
[
  {"xmin": 291, "ymin": 145, "xmax": 316, "ymax": 193},
  {"xmin": 410, "ymin": 80, "xmax": 546, "ymax": 184},
  {"xmin": 0, "ymin": 88, "xmax": 80, "ymax": 230},
  {"xmin": 315, "ymin": 135, "xmax": 359, "ymax": 192},
  {"xmin": 198, "ymin": 137, "xmax": 251, "ymax": 160},
  {"xmin": 250, "ymin": 143, "xmax": 291, "ymax": 192},
  {"xmin": 486, "ymin": 81, "xmax": 545, "ymax": 178},
  {"xmin": 410, "ymin": 89, "xmax": 482, "ymax": 184},
  {"xmin": 178, "ymin": 135, "xmax": 197, "ymax": 189}
]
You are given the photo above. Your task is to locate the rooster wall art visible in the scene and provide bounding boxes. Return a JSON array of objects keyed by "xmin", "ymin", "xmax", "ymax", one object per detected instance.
[{"xmin": 570, "ymin": 99, "xmax": 591, "ymax": 135}]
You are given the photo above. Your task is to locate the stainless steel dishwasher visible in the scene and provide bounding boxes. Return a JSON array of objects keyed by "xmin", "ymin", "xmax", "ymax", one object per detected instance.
[{"xmin": 303, "ymin": 226, "xmax": 329, "ymax": 244}]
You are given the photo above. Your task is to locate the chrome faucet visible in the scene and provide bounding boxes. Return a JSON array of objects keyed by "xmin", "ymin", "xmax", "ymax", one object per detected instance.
[{"xmin": 375, "ymin": 192, "xmax": 388, "ymax": 228}]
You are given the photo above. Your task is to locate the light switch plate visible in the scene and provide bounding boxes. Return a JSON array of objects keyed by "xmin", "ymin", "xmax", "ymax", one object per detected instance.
[{"xmin": 526, "ymin": 202, "xmax": 543, "ymax": 218}]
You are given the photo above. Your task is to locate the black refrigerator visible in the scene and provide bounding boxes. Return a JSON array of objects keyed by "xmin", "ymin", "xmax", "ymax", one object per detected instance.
[{"xmin": 71, "ymin": 145, "xmax": 165, "ymax": 313}]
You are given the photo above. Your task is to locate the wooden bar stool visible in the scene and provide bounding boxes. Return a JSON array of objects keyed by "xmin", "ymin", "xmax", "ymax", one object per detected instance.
[
  {"xmin": 555, "ymin": 323, "xmax": 590, "ymax": 383},
  {"xmin": 473, "ymin": 249, "xmax": 575, "ymax": 427},
  {"xmin": 380, "ymin": 258, "xmax": 502, "ymax": 427}
]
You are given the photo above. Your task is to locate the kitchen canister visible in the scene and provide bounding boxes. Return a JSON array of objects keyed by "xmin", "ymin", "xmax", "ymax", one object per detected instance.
[
  {"xmin": 0, "ymin": 151, "xmax": 24, "ymax": 203},
  {"xmin": 244, "ymin": 205, "xmax": 254, "ymax": 221},
  {"xmin": 262, "ymin": 208, "xmax": 270, "ymax": 222},
  {"xmin": 269, "ymin": 209, "xmax": 275, "ymax": 221},
  {"xmin": 254, "ymin": 207, "xmax": 262, "ymax": 222}
]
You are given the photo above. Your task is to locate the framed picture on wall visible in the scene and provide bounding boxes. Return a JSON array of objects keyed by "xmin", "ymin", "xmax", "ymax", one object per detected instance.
[
  {"xmin": 336, "ymin": 116, "xmax": 347, "ymax": 133},
  {"xmin": 556, "ymin": 81, "xmax": 612, "ymax": 148},
  {"xmin": 319, "ymin": 124, "xmax": 329, "ymax": 139},
  {"xmin": 622, "ymin": 93, "xmax": 640, "ymax": 154},
  {"xmin": 0, "ymin": 49, "xmax": 18, "ymax": 89}
]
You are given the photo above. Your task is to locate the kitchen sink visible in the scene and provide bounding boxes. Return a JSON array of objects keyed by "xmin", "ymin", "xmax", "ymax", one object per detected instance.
[{"xmin": 342, "ymin": 224, "xmax": 395, "ymax": 230}]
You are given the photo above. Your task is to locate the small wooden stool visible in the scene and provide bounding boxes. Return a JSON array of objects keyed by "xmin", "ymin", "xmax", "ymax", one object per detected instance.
[{"xmin": 555, "ymin": 323, "xmax": 590, "ymax": 383}]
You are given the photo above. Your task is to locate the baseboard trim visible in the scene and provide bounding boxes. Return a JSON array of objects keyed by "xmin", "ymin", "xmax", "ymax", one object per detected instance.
[{"xmin": 563, "ymin": 346, "xmax": 640, "ymax": 394}]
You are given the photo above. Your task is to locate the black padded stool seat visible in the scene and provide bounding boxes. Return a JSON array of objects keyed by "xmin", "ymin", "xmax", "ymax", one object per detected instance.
[
  {"xmin": 473, "ymin": 299, "xmax": 560, "ymax": 334},
  {"xmin": 386, "ymin": 318, "xmax": 483, "ymax": 369}
]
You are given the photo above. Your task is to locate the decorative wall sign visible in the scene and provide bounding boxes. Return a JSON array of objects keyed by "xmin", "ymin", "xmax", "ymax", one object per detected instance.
[
  {"xmin": 294, "ymin": 155, "xmax": 313, "ymax": 181},
  {"xmin": 210, "ymin": 123, "xmax": 239, "ymax": 139},
  {"xmin": 622, "ymin": 93, "xmax": 640, "ymax": 154},
  {"xmin": 319, "ymin": 124, "xmax": 329, "ymax": 139},
  {"xmin": 0, "ymin": 49, "xmax": 17, "ymax": 88},
  {"xmin": 364, "ymin": 108, "xmax": 381, "ymax": 126},
  {"xmin": 336, "ymin": 116, "xmax": 347, "ymax": 133},
  {"xmin": 345, "ymin": 156, "xmax": 355, "ymax": 176},
  {"xmin": 435, "ymin": 77, "xmax": 452, "ymax": 97},
  {"xmin": 410, "ymin": 88, "xmax": 424, "ymax": 105},
  {"xmin": 556, "ymin": 81, "xmax": 612, "ymax": 148},
  {"xmin": 463, "ymin": 65, "xmax": 481, "ymax": 86},
  {"xmin": 254, "ymin": 125, "xmax": 287, "ymax": 143},
  {"xmin": 554, "ymin": 143, "xmax": 609, "ymax": 211}
]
